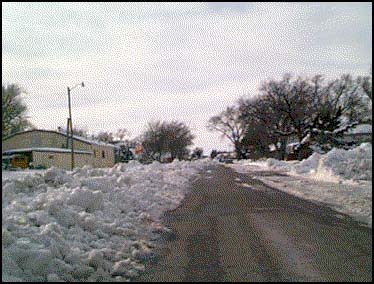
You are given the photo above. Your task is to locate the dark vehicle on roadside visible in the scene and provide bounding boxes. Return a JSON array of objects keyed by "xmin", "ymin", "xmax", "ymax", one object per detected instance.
[{"xmin": 217, "ymin": 153, "xmax": 235, "ymax": 164}]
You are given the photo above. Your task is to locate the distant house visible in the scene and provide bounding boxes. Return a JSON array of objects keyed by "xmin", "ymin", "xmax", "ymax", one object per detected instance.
[
  {"xmin": 215, "ymin": 151, "xmax": 236, "ymax": 159},
  {"xmin": 284, "ymin": 124, "xmax": 372, "ymax": 160},
  {"xmin": 2, "ymin": 129, "xmax": 116, "ymax": 169},
  {"xmin": 341, "ymin": 124, "xmax": 372, "ymax": 144}
]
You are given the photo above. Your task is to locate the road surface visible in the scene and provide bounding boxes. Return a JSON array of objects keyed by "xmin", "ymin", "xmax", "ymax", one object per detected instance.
[{"xmin": 135, "ymin": 165, "xmax": 372, "ymax": 282}]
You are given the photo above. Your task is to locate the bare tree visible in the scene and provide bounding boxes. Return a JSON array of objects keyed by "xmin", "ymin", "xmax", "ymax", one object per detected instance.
[
  {"xmin": 241, "ymin": 73, "xmax": 371, "ymax": 157},
  {"xmin": 95, "ymin": 131, "xmax": 114, "ymax": 143},
  {"xmin": 212, "ymin": 71, "xmax": 371, "ymax": 160},
  {"xmin": 142, "ymin": 120, "xmax": 194, "ymax": 162},
  {"xmin": 257, "ymin": 74, "xmax": 317, "ymax": 145},
  {"xmin": 114, "ymin": 128, "xmax": 130, "ymax": 142},
  {"xmin": 358, "ymin": 76, "xmax": 372, "ymax": 101},
  {"xmin": 308, "ymin": 74, "xmax": 371, "ymax": 150},
  {"xmin": 207, "ymin": 105, "xmax": 247, "ymax": 159},
  {"xmin": 241, "ymin": 118, "xmax": 272, "ymax": 157},
  {"xmin": 141, "ymin": 121, "xmax": 164, "ymax": 161},
  {"xmin": 357, "ymin": 66, "xmax": 372, "ymax": 101},
  {"xmin": 239, "ymin": 95, "xmax": 291, "ymax": 159}
]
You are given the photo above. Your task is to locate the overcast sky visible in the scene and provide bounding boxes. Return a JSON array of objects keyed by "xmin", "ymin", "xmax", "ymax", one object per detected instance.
[{"xmin": 2, "ymin": 2, "xmax": 372, "ymax": 153}]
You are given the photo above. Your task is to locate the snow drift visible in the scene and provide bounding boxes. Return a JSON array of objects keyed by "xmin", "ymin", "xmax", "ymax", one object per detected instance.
[
  {"xmin": 2, "ymin": 159, "xmax": 215, "ymax": 282},
  {"xmin": 266, "ymin": 143, "xmax": 372, "ymax": 182}
]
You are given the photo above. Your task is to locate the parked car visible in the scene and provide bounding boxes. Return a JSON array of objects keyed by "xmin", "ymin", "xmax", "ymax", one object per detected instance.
[{"xmin": 218, "ymin": 155, "xmax": 234, "ymax": 164}]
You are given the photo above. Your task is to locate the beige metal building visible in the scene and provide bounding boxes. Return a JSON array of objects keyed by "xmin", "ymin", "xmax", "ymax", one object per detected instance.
[{"xmin": 2, "ymin": 129, "xmax": 116, "ymax": 169}]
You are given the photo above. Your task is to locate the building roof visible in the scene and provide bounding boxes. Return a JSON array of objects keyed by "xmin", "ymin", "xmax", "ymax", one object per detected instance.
[
  {"xmin": 2, "ymin": 154, "xmax": 24, "ymax": 159},
  {"xmin": 2, "ymin": 147, "xmax": 93, "ymax": 155},
  {"xmin": 2, "ymin": 129, "xmax": 116, "ymax": 148}
]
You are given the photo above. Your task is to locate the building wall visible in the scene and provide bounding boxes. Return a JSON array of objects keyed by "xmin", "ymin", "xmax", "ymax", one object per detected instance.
[
  {"xmin": 32, "ymin": 151, "xmax": 92, "ymax": 170},
  {"xmin": 3, "ymin": 130, "xmax": 116, "ymax": 169},
  {"xmin": 91, "ymin": 144, "xmax": 115, "ymax": 168},
  {"xmin": 2, "ymin": 130, "xmax": 90, "ymax": 152}
]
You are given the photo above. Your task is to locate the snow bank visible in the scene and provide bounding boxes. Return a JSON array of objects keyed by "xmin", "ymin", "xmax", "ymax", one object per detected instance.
[
  {"xmin": 322, "ymin": 143, "xmax": 372, "ymax": 181},
  {"xmin": 229, "ymin": 144, "xmax": 372, "ymax": 227},
  {"xmin": 266, "ymin": 143, "xmax": 372, "ymax": 183},
  {"xmin": 2, "ymin": 159, "xmax": 215, "ymax": 282}
]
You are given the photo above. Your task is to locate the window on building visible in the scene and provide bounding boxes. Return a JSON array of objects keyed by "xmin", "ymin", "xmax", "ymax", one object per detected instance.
[
  {"xmin": 48, "ymin": 155, "xmax": 54, "ymax": 159},
  {"xmin": 102, "ymin": 151, "xmax": 105, "ymax": 158},
  {"xmin": 93, "ymin": 150, "xmax": 96, "ymax": 158}
]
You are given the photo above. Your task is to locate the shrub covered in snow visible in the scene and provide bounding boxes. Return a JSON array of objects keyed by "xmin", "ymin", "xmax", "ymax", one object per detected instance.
[{"xmin": 2, "ymin": 159, "xmax": 215, "ymax": 282}]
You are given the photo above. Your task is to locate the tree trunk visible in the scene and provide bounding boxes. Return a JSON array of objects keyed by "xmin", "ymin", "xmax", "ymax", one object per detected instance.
[
  {"xmin": 234, "ymin": 142, "xmax": 242, "ymax": 160},
  {"xmin": 277, "ymin": 137, "xmax": 287, "ymax": 160}
]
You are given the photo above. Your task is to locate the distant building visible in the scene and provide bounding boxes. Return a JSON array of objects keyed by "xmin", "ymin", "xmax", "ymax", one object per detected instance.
[
  {"xmin": 341, "ymin": 124, "xmax": 372, "ymax": 144},
  {"xmin": 2, "ymin": 129, "xmax": 116, "ymax": 169}
]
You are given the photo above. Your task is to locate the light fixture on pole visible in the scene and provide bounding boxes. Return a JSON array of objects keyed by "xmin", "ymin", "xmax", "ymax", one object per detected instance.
[{"xmin": 67, "ymin": 82, "xmax": 85, "ymax": 170}]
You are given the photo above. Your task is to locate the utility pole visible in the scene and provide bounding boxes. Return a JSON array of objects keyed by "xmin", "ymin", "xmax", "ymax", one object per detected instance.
[
  {"xmin": 67, "ymin": 87, "xmax": 75, "ymax": 170},
  {"xmin": 66, "ymin": 82, "xmax": 84, "ymax": 170},
  {"xmin": 66, "ymin": 118, "xmax": 70, "ymax": 149}
]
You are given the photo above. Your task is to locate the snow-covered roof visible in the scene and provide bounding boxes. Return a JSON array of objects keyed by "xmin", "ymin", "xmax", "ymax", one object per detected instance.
[
  {"xmin": 70, "ymin": 134, "xmax": 117, "ymax": 148},
  {"xmin": 2, "ymin": 154, "xmax": 23, "ymax": 159},
  {"xmin": 346, "ymin": 124, "xmax": 372, "ymax": 135},
  {"xmin": 2, "ymin": 147, "xmax": 93, "ymax": 155},
  {"xmin": 112, "ymin": 141, "xmax": 128, "ymax": 146}
]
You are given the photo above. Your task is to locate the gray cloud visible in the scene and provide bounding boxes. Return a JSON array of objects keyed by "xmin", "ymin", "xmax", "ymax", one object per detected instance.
[{"xmin": 204, "ymin": 2, "xmax": 254, "ymax": 14}]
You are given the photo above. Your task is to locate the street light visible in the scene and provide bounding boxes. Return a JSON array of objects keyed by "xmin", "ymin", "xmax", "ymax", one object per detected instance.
[{"xmin": 67, "ymin": 82, "xmax": 84, "ymax": 170}]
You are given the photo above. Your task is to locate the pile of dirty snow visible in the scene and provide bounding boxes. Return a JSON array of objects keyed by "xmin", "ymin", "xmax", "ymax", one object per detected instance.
[{"xmin": 2, "ymin": 159, "xmax": 215, "ymax": 282}]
